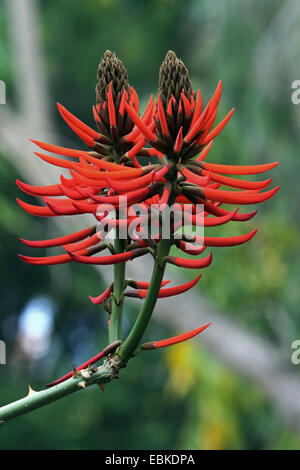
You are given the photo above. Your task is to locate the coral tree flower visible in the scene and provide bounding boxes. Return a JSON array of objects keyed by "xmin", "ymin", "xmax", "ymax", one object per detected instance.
[{"xmin": 17, "ymin": 50, "xmax": 279, "ymax": 372}]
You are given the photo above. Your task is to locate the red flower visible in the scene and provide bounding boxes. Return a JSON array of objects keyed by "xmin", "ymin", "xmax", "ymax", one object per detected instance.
[{"xmin": 17, "ymin": 50, "xmax": 279, "ymax": 371}]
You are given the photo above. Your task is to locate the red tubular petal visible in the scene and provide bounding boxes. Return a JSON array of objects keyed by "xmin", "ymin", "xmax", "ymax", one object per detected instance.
[
  {"xmin": 207, "ymin": 80, "xmax": 222, "ymax": 114},
  {"xmin": 178, "ymin": 241, "xmax": 207, "ymax": 255},
  {"xmin": 56, "ymin": 103, "xmax": 100, "ymax": 140},
  {"xmin": 167, "ymin": 95, "xmax": 175, "ymax": 115},
  {"xmin": 89, "ymin": 185, "xmax": 153, "ymax": 205},
  {"xmin": 130, "ymin": 87, "xmax": 139, "ymax": 110},
  {"xmin": 180, "ymin": 166, "xmax": 210, "ymax": 186},
  {"xmin": 196, "ymin": 141, "xmax": 214, "ymax": 162},
  {"xmin": 158, "ymin": 95, "xmax": 169, "ymax": 135},
  {"xmin": 203, "ymin": 161, "xmax": 280, "ymax": 175},
  {"xmin": 124, "ymin": 99, "xmax": 154, "ymax": 142},
  {"xmin": 153, "ymin": 165, "xmax": 169, "ymax": 182},
  {"xmin": 201, "ymin": 198, "xmax": 257, "ymax": 221},
  {"xmin": 34, "ymin": 151, "xmax": 74, "ymax": 169},
  {"xmin": 119, "ymin": 89, "xmax": 128, "ymax": 116},
  {"xmin": 106, "ymin": 170, "xmax": 155, "ymax": 192},
  {"xmin": 141, "ymin": 323, "xmax": 211, "ymax": 350},
  {"xmin": 69, "ymin": 248, "xmax": 148, "ymax": 265},
  {"xmin": 17, "ymin": 199, "xmax": 56, "ymax": 217},
  {"xmin": 29, "ymin": 139, "xmax": 88, "ymax": 158},
  {"xmin": 200, "ymin": 170, "xmax": 272, "ymax": 190},
  {"xmin": 203, "ymin": 229, "xmax": 257, "ymax": 247},
  {"xmin": 63, "ymin": 232, "xmax": 101, "ymax": 252},
  {"xmin": 57, "ymin": 103, "xmax": 96, "ymax": 147},
  {"xmin": 191, "ymin": 89, "xmax": 202, "ymax": 126},
  {"xmin": 16, "ymin": 179, "xmax": 63, "ymax": 197},
  {"xmin": 184, "ymin": 109, "xmax": 207, "ymax": 142},
  {"xmin": 20, "ymin": 227, "xmax": 95, "ymax": 248},
  {"xmin": 185, "ymin": 209, "xmax": 239, "ymax": 228},
  {"xmin": 127, "ymin": 136, "xmax": 147, "ymax": 159},
  {"xmin": 203, "ymin": 208, "xmax": 239, "ymax": 226},
  {"xmin": 107, "ymin": 82, "xmax": 117, "ymax": 127},
  {"xmin": 174, "ymin": 127, "xmax": 183, "ymax": 153},
  {"xmin": 46, "ymin": 199, "xmax": 87, "ymax": 216},
  {"xmin": 138, "ymin": 275, "xmax": 202, "ymax": 298},
  {"xmin": 203, "ymin": 186, "xmax": 279, "ymax": 205},
  {"xmin": 166, "ymin": 251, "xmax": 212, "ymax": 269},
  {"xmin": 73, "ymin": 164, "xmax": 143, "ymax": 181},
  {"xmin": 93, "ymin": 105, "xmax": 101, "ymax": 123},
  {"xmin": 181, "ymin": 92, "xmax": 191, "ymax": 117},
  {"xmin": 200, "ymin": 107, "xmax": 235, "ymax": 146},
  {"xmin": 124, "ymin": 102, "xmax": 156, "ymax": 142},
  {"xmin": 158, "ymin": 184, "xmax": 171, "ymax": 209},
  {"xmin": 79, "ymin": 153, "xmax": 127, "ymax": 171},
  {"xmin": 19, "ymin": 248, "xmax": 88, "ymax": 265},
  {"xmin": 88, "ymin": 286, "xmax": 112, "ymax": 305}
]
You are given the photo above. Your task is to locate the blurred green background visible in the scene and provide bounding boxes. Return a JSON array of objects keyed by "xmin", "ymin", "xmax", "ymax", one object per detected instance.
[{"xmin": 0, "ymin": 0, "xmax": 300, "ymax": 450}]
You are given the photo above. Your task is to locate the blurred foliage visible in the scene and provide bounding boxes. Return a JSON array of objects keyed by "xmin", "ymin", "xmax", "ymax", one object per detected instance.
[{"xmin": 0, "ymin": 0, "xmax": 300, "ymax": 450}]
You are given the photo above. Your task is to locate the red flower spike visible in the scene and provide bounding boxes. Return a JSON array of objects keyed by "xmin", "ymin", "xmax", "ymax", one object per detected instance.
[
  {"xmin": 141, "ymin": 323, "xmax": 211, "ymax": 350},
  {"xmin": 165, "ymin": 251, "xmax": 212, "ymax": 269}
]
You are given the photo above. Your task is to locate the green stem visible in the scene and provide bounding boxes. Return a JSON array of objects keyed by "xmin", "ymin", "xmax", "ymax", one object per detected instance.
[
  {"xmin": 108, "ymin": 231, "xmax": 125, "ymax": 343},
  {"xmin": 119, "ymin": 190, "xmax": 176, "ymax": 361},
  {"xmin": 0, "ymin": 360, "xmax": 119, "ymax": 423}
]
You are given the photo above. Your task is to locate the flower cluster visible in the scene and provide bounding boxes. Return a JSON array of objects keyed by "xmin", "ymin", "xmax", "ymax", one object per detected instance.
[{"xmin": 17, "ymin": 51, "xmax": 279, "ymax": 369}]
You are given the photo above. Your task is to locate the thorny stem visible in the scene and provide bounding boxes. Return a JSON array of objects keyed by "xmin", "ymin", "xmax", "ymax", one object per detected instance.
[
  {"xmin": 109, "ymin": 228, "xmax": 126, "ymax": 343},
  {"xmin": 0, "ymin": 356, "xmax": 122, "ymax": 423}
]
